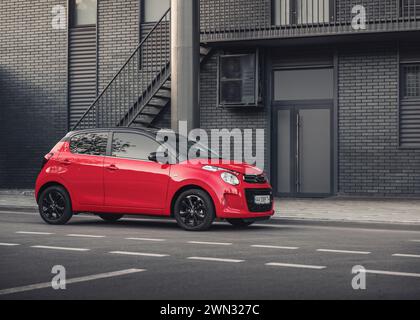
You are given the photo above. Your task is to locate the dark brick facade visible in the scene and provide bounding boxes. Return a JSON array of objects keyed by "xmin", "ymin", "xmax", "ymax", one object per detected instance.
[
  {"xmin": 338, "ymin": 43, "xmax": 420, "ymax": 196},
  {"xmin": 0, "ymin": 0, "xmax": 419, "ymax": 196},
  {"xmin": 0, "ymin": 0, "xmax": 68, "ymax": 188}
]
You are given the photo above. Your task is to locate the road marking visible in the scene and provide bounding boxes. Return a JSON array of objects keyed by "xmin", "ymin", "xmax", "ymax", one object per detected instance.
[
  {"xmin": 392, "ymin": 253, "xmax": 420, "ymax": 258},
  {"xmin": 409, "ymin": 240, "xmax": 420, "ymax": 242},
  {"xmin": 317, "ymin": 249, "xmax": 371, "ymax": 255},
  {"xmin": 0, "ymin": 268, "xmax": 145, "ymax": 296},
  {"xmin": 364, "ymin": 269, "xmax": 420, "ymax": 278},
  {"xmin": 31, "ymin": 245, "xmax": 90, "ymax": 252},
  {"xmin": 16, "ymin": 231, "xmax": 54, "ymax": 235},
  {"xmin": 251, "ymin": 245, "xmax": 299, "ymax": 250},
  {"xmin": 67, "ymin": 234, "xmax": 105, "ymax": 238},
  {"xmin": 266, "ymin": 262, "xmax": 326, "ymax": 270},
  {"xmin": 0, "ymin": 243, "xmax": 20, "ymax": 246},
  {"xmin": 187, "ymin": 256, "xmax": 244, "ymax": 263},
  {"xmin": 109, "ymin": 251, "xmax": 169, "ymax": 257},
  {"xmin": 125, "ymin": 237, "xmax": 166, "ymax": 242},
  {"xmin": 188, "ymin": 241, "xmax": 232, "ymax": 246}
]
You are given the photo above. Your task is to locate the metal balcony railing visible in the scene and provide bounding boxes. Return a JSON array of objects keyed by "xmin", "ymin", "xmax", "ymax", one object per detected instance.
[
  {"xmin": 200, "ymin": 0, "xmax": 420, "ymax": 42},
  {"xmin": 73, "ymin": 9, "xmax": 170, "ymax": 130}
]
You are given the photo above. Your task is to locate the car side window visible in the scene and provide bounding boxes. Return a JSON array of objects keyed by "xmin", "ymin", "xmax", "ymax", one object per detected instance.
[
  {"xmin": 111, "ymin": 132, "xmax": 160, "ymax": 161},
  {"xmin": 69, "ymin": 132, "xmax": 108, "ymax": 156}
]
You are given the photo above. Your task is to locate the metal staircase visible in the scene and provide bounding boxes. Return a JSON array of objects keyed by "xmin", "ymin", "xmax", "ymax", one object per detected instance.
[{"xmin": 73, "ymin": 8, "xmax": 211, "ymax": 131}]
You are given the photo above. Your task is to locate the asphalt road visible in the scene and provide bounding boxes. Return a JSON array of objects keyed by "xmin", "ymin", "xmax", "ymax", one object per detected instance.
[{"xmin": 0, "ymin": 209, "xmax": 420, "ymax": 300}]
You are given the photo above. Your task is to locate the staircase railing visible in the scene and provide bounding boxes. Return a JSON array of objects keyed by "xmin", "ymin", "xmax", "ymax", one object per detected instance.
[{"xmin": 72, "ymin": 8, "xmax": 171, "ymax": 130}]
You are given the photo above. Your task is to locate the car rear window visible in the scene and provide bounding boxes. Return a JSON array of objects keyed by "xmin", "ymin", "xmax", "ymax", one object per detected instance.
[{"xmin": 70, "ymin": 132, "xmax": 108, "ymax": 156}]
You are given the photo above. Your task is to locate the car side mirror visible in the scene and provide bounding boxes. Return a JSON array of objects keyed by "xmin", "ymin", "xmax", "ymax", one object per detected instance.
[{"xmin": 148, "ymin": 151, "xmax": 168, "ymax": 163}]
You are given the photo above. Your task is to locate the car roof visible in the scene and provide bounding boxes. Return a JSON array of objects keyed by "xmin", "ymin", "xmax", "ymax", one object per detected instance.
[{"xmin": 67, "ymin": 127, "xmax": 172, "ymax": 138}]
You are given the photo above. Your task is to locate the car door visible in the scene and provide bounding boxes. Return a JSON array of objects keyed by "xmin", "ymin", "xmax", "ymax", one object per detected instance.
[
  {"xmin": 59, "ymin": 131, "xmax": 108, "ymax": 206},
  {"xmin": 103, "ymin": 131, "xmax": 170, "ymax": 211}
]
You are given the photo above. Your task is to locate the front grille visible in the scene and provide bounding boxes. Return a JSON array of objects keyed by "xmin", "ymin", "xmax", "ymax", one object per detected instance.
[
  {"xmin": 243, "ymin": 174, "xmax": 266, "ymax": 184},
  {"xmin": 245, "ymin": 188, "xmax": 273, "ymax": 212}
]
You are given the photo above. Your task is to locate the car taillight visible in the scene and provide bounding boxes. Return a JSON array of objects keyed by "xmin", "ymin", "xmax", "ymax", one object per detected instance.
[{"xmin": 41, "ymin": 152, "xmax": 54, "ymax": 170}]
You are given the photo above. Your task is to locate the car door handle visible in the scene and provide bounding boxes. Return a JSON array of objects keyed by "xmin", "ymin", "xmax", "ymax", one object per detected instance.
[
  {"xmin": 106, "ymin": 164, "xmax": 119, "ymax": 171},
  {"xmin": 59, "ymin": 159, "xmax": 71, "ymax": 165}
]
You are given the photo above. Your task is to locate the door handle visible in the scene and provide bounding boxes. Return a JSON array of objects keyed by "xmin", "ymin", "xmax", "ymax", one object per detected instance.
[
  {"xmin": 60, "ymin": 158, "xmax": 71, "ymax": 165},
  {"xmin": 106, "ymin": 164, "xmax": 118, "ymax": 171}
]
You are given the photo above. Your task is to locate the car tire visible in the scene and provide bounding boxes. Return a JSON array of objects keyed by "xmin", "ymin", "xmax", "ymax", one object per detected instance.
[
  {"xmin": 226, "ymin": 219, "xmax": 255, "ymax": 228},
  {"xmin": 38, "ymin": 185, "xmax": 73, "ymax": 225},
  {"xmin": 174, "ymin": 189, "xmax": 215, "ymax": 231},
  {"xmin": 98, "ymin": 214, "xmax": 124, "ymax": 222}
]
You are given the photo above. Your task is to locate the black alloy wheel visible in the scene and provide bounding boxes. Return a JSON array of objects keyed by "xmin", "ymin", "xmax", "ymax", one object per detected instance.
[
  {"xmin": 174, "ymin": 189, "xmax": 215, "ymax": 231},
  {"xmin": 38, "ymin": 186, "xmax": 73, "ymax": 225}
]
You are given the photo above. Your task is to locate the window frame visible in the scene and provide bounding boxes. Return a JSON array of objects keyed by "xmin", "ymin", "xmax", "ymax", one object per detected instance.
[
  {"xmin": 69, "ymin": 131, "xmax": 108, "ymax": 156},
  {"xmin": 272, "ymin": 0, "xmax": 335, "ymax": 26},
  {"xmin": 217, "ymin": 50, "xmax": 261, "ymax": 108},
  {"xmin": 399, "ymin": 60, "xmax": 420, "ymax": 149},
  {"xmin": 110, "ymin": 131, "xmax": 163, "ymax": 162},
  {"xmin": 69, "ymin": 0, "xmax": 97, "ymax": 28}
]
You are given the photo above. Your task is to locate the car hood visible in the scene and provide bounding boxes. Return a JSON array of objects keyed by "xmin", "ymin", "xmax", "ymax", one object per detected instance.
[{"xmin": 182, "ymin": 159, "xmax": 264, "ymax": 175}]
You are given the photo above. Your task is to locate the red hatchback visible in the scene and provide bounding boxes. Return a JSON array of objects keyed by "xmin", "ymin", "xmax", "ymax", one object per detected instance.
[{"xmin": 35, "ymin": 128, "xmax": 274, "ymax": 231}]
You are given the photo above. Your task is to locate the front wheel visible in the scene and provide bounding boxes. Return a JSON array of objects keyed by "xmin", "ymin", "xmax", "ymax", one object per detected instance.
[
  {"xmin": 226, "ymin": 219, "xmax": 255, "ymax": 228},
  {"xmin": 98, "ymin": 214, "xmax": 124, "ymax": 222},
  {"xmin": 174, "ymin": 189, "xmax": 215, "ymax": 231},
  {"xmin": 38, "ymin": 186, "xmax": 73, "ymax": 225}
]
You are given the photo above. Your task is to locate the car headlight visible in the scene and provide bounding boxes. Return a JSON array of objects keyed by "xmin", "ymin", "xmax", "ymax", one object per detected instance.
[{"xmin": 220, "ymin": 172, "xmax": 240, "ymax": 186}]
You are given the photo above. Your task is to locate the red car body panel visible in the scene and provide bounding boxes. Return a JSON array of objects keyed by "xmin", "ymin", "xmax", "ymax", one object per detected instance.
[{"xmin": 35, "ymin": 133, "xmax": 274, "ymax": 220}]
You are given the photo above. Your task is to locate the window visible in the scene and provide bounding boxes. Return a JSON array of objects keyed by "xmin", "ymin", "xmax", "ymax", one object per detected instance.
[
  {"xmin": 274, "ymin": 0, "xmax": 331, "ymax": 25},
  {"xmin": 218, "ymin": 53, "xmax": 258, "ymax": 106},
  {"xmin": 143, "ymin": 0, "xmax": 170, "ymax": 23},
  {"xmin": 400, "ymin": 63, "xmax": 420, "ymax": 147},
  {"xmin": 400, "ymin": 0, "xmax": 420, "ymax": 19},
  {"xmin": 112, "ymin": 132, "xmax": 160, "ymax": 160},
  {"xmin": 274, "ymin": 68, "xmax": 334, "ymax": 101},
  {"xmin": 71, "ymin": 0, "xmax": 97, "ymax": 26},
  {"xmin": 70, "ymin": 132, "xmax": 108, "ymax": 156}
]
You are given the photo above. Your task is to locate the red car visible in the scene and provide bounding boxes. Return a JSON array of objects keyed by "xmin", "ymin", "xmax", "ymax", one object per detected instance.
[{"xmin": 35, "ymin": 128, "xmax": 274, "ymax": 231}]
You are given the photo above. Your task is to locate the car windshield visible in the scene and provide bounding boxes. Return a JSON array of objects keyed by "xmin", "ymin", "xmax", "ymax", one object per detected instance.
[{"xmin": 161, "ymin": 134, "xmax": 220, "ymax": 160}]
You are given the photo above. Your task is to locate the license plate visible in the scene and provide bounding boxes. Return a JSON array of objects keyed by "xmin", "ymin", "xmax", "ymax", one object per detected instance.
[{"xmin": 254, "ymin": 195, "xmax": 271, "ymax": 205}]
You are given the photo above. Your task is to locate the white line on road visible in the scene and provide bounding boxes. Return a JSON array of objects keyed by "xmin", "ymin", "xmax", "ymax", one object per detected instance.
[
  {"xmin": 31, "ymin": 245, "xmax": 90, "ymax": 252},
  {"xmin": 317, "ymin": 249, "xmax": 371, "ymax": 255},
  {"xmin": 16, "ymin": 231, "xmax": 54, "ymax": 235},
  {"xmin": 364, "ymin": 269, "xmax": 420, "ymax": 278},
  {"xmin": 409, "ymin": 240, "xmax": 420, "ymax": 242},
  {"xmin": 125, "ymin": 237, "xmax": 166, "ymax": 242},
  {"xmin": 187, "ymin": 256, "xmax": 244, "ymax": 263},
  {"xmin": 67, "ymin": 234, "xmax": 106, "ymax": 238},
  {"xmin": 392, "ymin": 253, "xmax": 420, "ymax": 258},
  {"xmin": 266, "ymin": 262, "xmax": 326, "ymax": 270},
  {"xmin": 188, "ymin": 241, "xmax": 232, "ymax": 246},
  {"xmin": 109, "ymin": 251, "xmax": 169, "ymax": 257},
  {"xmin": 0, "ymin": 268, "xmax": 145, "ymax": 296},
  {"xmin": 251, "ymin": 245, "xmax": 299, "ymax": 250},
  {"xmin": 0, "ymin": 243, "xmax": 20, "ymax": 246}
]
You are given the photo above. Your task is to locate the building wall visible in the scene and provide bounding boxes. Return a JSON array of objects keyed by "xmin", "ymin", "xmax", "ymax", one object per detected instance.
[
  {"xmin": 0, "ymin": 0, "xmax": 68, "ymax": 188},
  {"xmin": 338, "ymin": 43, "xmax": 420, "ymax": 196}
]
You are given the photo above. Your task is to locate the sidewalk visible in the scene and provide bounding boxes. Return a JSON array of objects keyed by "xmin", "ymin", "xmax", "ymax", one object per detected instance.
[{"xmin": 1, "ymin": 190, "xmax": 420, "ymax": 225}]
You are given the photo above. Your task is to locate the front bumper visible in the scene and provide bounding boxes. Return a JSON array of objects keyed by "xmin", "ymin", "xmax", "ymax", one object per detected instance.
[{"xmin": 216, "ymin": 185, "xmax": 275, "ymax": 219}]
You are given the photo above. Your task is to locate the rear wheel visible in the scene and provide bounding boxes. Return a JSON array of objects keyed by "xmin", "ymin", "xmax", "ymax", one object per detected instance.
[
  {"xmin": 98, "ymin": 214, "xmax": 124, "ymax": 222},
  {"xmin": 226, "ymin": 219, "xmax": 255, "ymax": 228},
  {"xmin": 174, "ymin": 189, "xmax": 215, "ymax": 231},
  {"xmin": 38, "ymin": 186, "xmax": 73, "ymax": 225}
]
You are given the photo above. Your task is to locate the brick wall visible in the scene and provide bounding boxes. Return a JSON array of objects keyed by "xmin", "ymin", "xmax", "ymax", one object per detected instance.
[
  {"xmin": 0, "ymin": 0, "xmax": 68, "ymax": 188},
  {"xmin": 97, "ymin": 0, "xmax": 139, "ymax": 91},
  {"xmin": 338, "ymin": 43, "xmax": 420, "ymax": 196}
]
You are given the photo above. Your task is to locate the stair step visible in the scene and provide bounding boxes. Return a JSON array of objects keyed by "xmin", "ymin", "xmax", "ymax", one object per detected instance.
[{"xmin": 132, "ymin": 120, "xmax": 151, "ymax": 126}]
